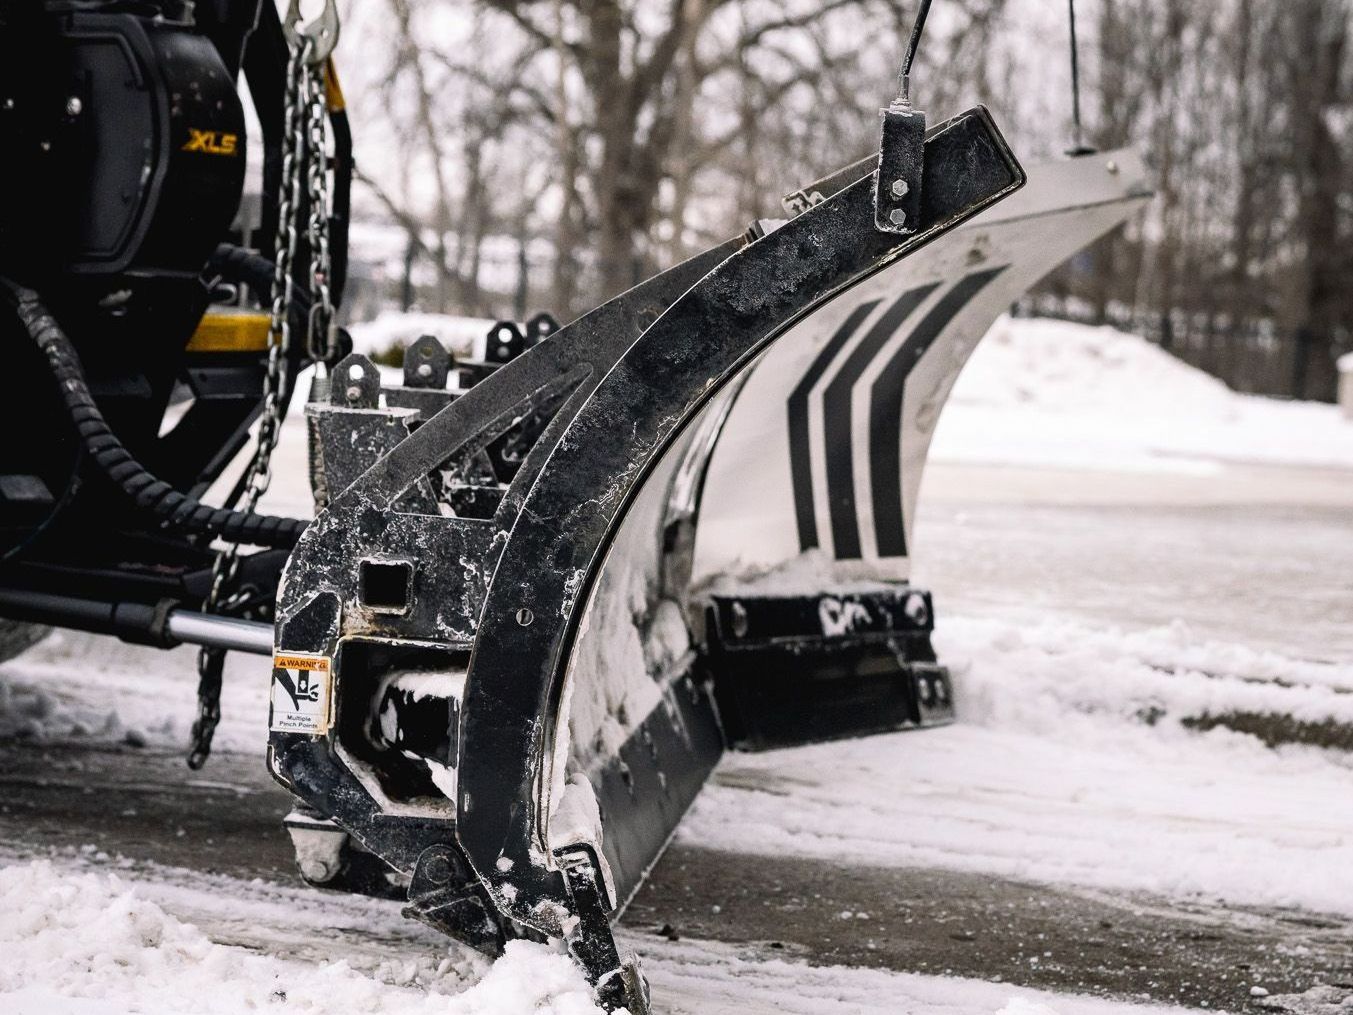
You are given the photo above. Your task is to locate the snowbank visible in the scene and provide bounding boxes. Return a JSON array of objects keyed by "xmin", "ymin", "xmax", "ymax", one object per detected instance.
[
  {"xmin": 0, "ymin": 853, "xmax": 1199, "ymax": 1015},
  {"xmin": 0, "ymin": 633, "xmax": 262, "ymax": 752},
  {"xmin": 0, "ymin": 668, "xmax": 163, "ymax": 746},
  {"xmin": 0, "ymin": 861, "xmax": 604, "ymax": 1015},
  {"xmin": 681, "ymin": 612, "xmax": 1353, "ymax": 916},
  {"xmin": 932, "ymin": 316, "xmax": 1353, "ymax": 473}
]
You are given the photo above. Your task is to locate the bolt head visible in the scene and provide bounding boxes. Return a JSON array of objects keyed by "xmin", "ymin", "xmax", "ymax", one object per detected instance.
[
  {"xmin": 888, "ymin": 207, "xmax": 908, "ymax": 227},
  {"xmin": 890, "ymin": 178, "xmax": 909, "ymax": 199},
  {"xmin": 903, "ymin": 592, "xmax": 930, "ymax": 627},
  {"xmin": 65, "ymin": 96, "xmax": 82, "ymax": 116},
  {"xmin": 1106, "ymin": 159, "xmax": 1120, "ymax": 174},
  {"xmin": 516, "ymin": 607, "xmax": 534, "ymax": 627},
  {"xmin": 344, "ymin": 384, "xmax": 362, "ymax": 400},
  {"xmin": 416, "ymin": 363, "xmax": 433, "ymax": 378}
]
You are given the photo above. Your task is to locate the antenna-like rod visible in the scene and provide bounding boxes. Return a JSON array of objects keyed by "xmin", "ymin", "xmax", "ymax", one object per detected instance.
[
  {"xmin": 898, "ymin": 0, "xmax": 934, "ymax": 107},
  {"xmin": 1066, "ymin": 0, "xmax": 1095, "ymax": 154}
]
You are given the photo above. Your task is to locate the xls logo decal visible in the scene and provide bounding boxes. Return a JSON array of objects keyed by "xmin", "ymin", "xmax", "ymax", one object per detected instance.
[
  {"xmin": 182, "ymin": 129, "xmax": 239, "ymax": 156},
  {"xmin": 787, "ymin": 267, "xmax": 1007, "ymax": 559}
]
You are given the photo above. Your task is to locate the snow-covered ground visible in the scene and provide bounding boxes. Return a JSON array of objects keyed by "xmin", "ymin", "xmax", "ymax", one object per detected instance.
[
  {"xmin": 0, "ymin": 852, "xmax": 1207, "ymax": 1015},
  {"xmin": 0, "ymin": 859, "xmax": 604, "ymax": 1015},
  {"xmin": 3, "ymin": 315, "xmax": 1352, "ymax": 1013},
  {"xmin": 685, "ymin": 615, "xmax": 1353, "ymax": 915}
]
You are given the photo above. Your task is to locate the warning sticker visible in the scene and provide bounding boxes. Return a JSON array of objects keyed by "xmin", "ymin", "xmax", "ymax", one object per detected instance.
[{"xmin": 269, "ymin": 653, "xmax": 334, "ymax": 735}]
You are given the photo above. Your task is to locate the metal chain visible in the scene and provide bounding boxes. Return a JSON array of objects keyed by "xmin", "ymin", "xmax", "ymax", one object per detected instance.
[
  {"xmin": 304, "ymin": 60, "xmax": 336, "ymax": 361},
  {"xmin": 189, "ymin": 35, "xmax": 317, "ymax": 768}
]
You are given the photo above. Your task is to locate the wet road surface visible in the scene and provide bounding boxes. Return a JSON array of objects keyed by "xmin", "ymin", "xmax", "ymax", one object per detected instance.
[{"xmin": 2, "ymin": 740, "xmax": 1349, "ymax": 1012}]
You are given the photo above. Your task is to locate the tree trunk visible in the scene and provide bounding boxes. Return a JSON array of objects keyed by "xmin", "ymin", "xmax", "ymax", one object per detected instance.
[{"xmin": 1289, "ymin": 0, "xmax": 1346, "ymax": 401}]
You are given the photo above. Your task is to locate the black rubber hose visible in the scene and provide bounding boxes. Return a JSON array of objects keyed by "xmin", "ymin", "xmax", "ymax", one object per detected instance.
[
  {"xmin": 207, "ymin": 242, "xmax": 288, "ymax": 299},
  {"xmin": 1, "ymin": 278, "xmax": 308, "ymax": 550}
]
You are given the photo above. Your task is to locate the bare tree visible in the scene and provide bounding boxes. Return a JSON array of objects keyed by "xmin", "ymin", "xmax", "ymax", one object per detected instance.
[
  {"xmin": 1285, "ymin": 0, "xmax": 1349, "ymax": 400},
  {"xmin": 340, "ymin": 0, "xmax": 1353, "ymax": 403}
]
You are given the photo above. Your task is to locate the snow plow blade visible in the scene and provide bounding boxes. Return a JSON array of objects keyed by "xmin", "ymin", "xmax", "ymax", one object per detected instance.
[{"xmin": 266, "ymin": 106, "xmax": 1149, "ymax": 1010}]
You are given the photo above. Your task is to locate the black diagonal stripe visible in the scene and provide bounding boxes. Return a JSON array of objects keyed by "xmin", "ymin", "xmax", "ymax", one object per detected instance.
[
  {"xmin": 787, "ymin": 301, "xmax": 879, "ymax": 550},
  {"xmin": 822, "ymin": 285, "xmax": 938, "ymax": 559},
  {"xmin": 870, "ymin": 267, "xmax": 1007, "ymax": 558}
]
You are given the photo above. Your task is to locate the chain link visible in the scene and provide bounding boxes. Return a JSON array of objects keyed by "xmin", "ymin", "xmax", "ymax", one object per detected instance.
[
  {"xmin": 190, "ymin": 34, "xmax": 331, "ymax": 767},
  {"xmin": 305, "ymin": 61, "xmax": 337, "ymax": 361}
]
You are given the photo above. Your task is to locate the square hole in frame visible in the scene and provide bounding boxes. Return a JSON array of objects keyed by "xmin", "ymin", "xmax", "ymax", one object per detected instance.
[{"xmin": 359, "ymin": 560, "xmax": 413, "ymax": 613}]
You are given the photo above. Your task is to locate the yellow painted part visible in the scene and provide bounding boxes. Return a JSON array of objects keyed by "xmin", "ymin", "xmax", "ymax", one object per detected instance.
[
  {"xmin": 186, "ymin": 311, "xmax": 272, "ymax": 353},
  {"xmin": 324, "ymin": 59, "xmax": 346, "ymax": 112}
]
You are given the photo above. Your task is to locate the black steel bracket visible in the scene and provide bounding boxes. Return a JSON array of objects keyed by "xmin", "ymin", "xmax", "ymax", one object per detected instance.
[
  {"xmin": 874, "ymin": 103, "xmax": 926, "ymax": 233},
  {"xmin": 402, "ymin": 843, "xmax": 507, "ymax": 955}
]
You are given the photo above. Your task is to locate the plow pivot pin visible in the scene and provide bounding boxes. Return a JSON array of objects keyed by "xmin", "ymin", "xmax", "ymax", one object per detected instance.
[{"xmin": 423, "ymin": 854, "xmax": 455, "ymax": 885}]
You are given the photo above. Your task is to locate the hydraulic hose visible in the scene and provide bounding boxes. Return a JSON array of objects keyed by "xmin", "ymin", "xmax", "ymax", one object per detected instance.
[
  {"xmin": 207, "ymin": 241, "xmax": 284, "ymax": 296},
  {"xmin": 1, "ymin": 277, "xmax": 309, "ymax": 550}
]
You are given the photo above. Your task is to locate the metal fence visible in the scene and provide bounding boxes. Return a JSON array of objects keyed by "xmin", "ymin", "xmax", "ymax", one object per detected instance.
[{"xmin": 1012, "ymin": 295, "xmax": 1322, "ymax": 401}]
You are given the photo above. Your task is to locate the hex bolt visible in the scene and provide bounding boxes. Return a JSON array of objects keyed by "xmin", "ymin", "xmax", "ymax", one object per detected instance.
[
  {"xmin": 903, "ymin": 592, "xmax": 930, "ymax": 627},
  {"xmin": 344, "ymin": 384, "xmax": 362, "ymax": 400},
  {"xmin": 516, "ymin": 607, "xmax": 534, "ymax": 627},
  {"xmin": 890, "ymin": 178, "xmax": 909, "ymax": 199},
  {"xmin": 65, "ymin": 96, "xmax": 82, "ymax": 117},
  {"xmin": 889, "ymin": 208, "xmax": 908, "ymax": 227}
]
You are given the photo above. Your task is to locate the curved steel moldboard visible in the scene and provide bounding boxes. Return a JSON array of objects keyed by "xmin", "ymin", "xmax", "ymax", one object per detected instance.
[
  {"xmin": 458, "ymin": 105, "xmax": 1025, "ymax": 933},
  {"xmin": 695, "ymin": 148, "xmax": 1150, "ymax": 585}
]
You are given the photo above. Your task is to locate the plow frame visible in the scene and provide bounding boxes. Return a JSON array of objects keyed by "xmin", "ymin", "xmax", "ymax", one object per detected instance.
[{"xmin": 267, "ymin": 107, "xmax": 1025, "ymax": 986}]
